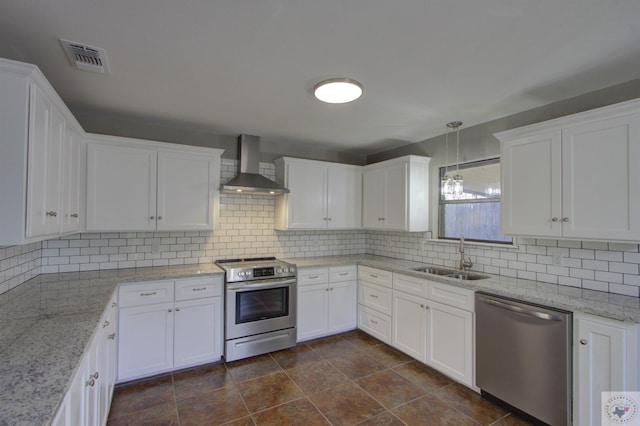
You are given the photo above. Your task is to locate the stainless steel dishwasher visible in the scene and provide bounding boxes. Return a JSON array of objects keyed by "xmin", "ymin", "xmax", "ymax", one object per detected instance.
[{"xmin": 475, "ymin": 292, "xmax": 572, "ymax": 426}]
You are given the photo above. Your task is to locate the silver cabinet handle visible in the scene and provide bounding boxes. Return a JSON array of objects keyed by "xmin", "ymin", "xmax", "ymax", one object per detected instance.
[
  {"xmin": 150, "ymin": 216, "xmax": 155, "ymax": 220},
  {"xmin": 420, "ymin": 304, "xmax": 425, "ymax": 308},
  {"xmin": 91, "ymin": 372, "xmax": 99, "ymax": 380},
  {"xmin": 325, "ymin": 288, "xmax": 329, "ymax": 292},
  {"xmin": 176, "ymin": 307, "xmax": 180, "ymax": 311},
  {"xmin": 370, "ymin": 274, "xmax": 379, "ymax": 278},
  {"xmin": 86, "ymin": 379, "xmax": 95, "ymax": 387},
  {"xmin": 479, "ymin": 297, "xmax": 562, "ymax": 321},
  {"xmin": 370, "ymin": 294, "xmax": 378, "ymax": 298},
  {"xmin": 140, "ymin": 292, "xmax": 157, "ymax": 297},
  {"xmin": 339, "ymin": 272, "xmax": 349, "ymax": 276},
  {"xmin": 108, "ymin": 333, "xmax": 116, "ymax": 340},
  {"xmin": 168, "ymin": 308, "xmax": 172, "ymax": 312},
  {"xmin": 370, "ymin": 319, "xmax": 378, "ymax": 325},
  {"xmin": 70, "ymin": 213, "xmax": 79, "ymax": 218},
  {"xmin": 308, "ymin": 275, "xmax": 319, "ymax": 279},
  {"xmin": 192, "ymin": 287, "xmax": 207, "ymax": 292},
  {"xmin": 580, "ymin": 339, "xmax": 588, "ymax": 345},
  {"xmin": 329, "ymin": 287, "xmax": 334, "ymax": 291},
  {"xmin": 102, "ymin": 320, "xmax": 110, "ymax": 328},
  {"xmin": 327, "ymin": 217, "xmax": 331, "ymax": 221},
  {"xmin": 551, "ymin": 217, "xmax": 559, "ymax": 222},
  {"xmin": 158, "ymin": 216, "xmax": 163, "ymax": 220},
  {"xmin": 112, "ymin": 302, "xmax": 117, "ymax": 308},
  {"xmin": 46, "ymin": 211, "xmax": 57, "ymax": 217},
  {"xmin": 562, "ymin": 217, "xmax": 569, "ymax": 223}
]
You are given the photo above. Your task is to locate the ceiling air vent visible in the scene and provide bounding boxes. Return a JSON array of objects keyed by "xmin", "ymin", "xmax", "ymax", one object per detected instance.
[{"xmin": 59, "ymin": 38, "xmax": 110, "ymax": 74}]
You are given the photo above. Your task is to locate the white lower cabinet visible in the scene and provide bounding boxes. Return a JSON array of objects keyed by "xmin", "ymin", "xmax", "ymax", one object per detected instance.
[
  {"xmin": 574, "ymin": 313, "xmax": 639, "ymax": 426},
  {"xmin": 117, "ymin": 276, "xmax": 224, "ymax": 382},
  {"xmin": 392, "ymin": 290, "xmax": 427, "ymax": 360},
  {"xmin": 52, "ymin": 292, "xmax": 117, "ymax": 426},
  {"xmin": 297, "ymin": 266, "xmax": 357, "ymax": 341}
]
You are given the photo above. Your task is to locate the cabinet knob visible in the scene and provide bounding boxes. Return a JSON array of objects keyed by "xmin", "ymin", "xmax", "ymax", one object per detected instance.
[
  {"xmin": 108, "ymin": 333, "xmax": 116, "ymax": 340},
  {"xmin": 46, "ymin": 211, "xmax": 57, "ymax": 217},
  {"xmin": 112, "ymin": 302, "xmax": 117, "ymax": 308},
  {"xmin": 551, "ymin": 217, "xmax": 559, "ymax": 222},
  {"xmin": 420, "ymin": 304, "xmax": 425, "ymax": 308},
  {"xmin": 176, "ymin": 307, "xmax": 181, "ymax": 311},
  {"xmin": 562, "ymin": 217, "xmax": 569, "ymax": 223},
  {"xmin": 327, "ymin": 217, "xmax": 331, "ymax": 221},
  {"xmin": 158, "ymin": 216, "xmax": 163, "ymax": 220},
  {"xmin": 325, "ymin": 288, "xmax": 329, "ymax": 292},
  {"xmin": 70, "ymin": 213, "xmax": 79, "ymax": 218},
  {"xmin": 168, "ymin": 308, "xmax": 172, "ymax": 312},
  {"xmin": 91, "ymin": 372, "xmax": 99, "ymax": 380},
  {"xmin": 86, "ymin": 378, "xmax": 95, "ymax": 387},
  {"xmin": 150, "ymin": 216, "xmax": 155, "ymax": 220},
  {"xmin": 580, "ymin": 339, "xmax": 588, "ymax": 345},
  {"xmin": 102, "ymin": 320, "xmax": 110, "ymax": 328}
]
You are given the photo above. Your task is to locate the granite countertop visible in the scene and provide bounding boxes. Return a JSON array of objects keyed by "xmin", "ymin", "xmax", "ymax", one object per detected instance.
[
  {"xmin": 0, "ymin": 263, "xmax": 224, "ymax": 426},
  {"xmin": 2, "ymin": 255, "xmax": 639, "ymax": 425},
  {"xmin": 285, "ymin": 254, "xmax": 640, "ymax": 322}
]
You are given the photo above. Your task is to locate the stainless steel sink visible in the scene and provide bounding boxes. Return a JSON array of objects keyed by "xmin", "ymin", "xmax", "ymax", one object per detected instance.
[
  {"xmin": 411, "ymin": 266, "xmax": 489, "ymax": 280},
  {"xmin": 411, "ymin": 266, "xmax": 456, "ymax": 275},
  {"xmin": 445, "ymin": 273, "xmax": 488, "ymax": 280}
]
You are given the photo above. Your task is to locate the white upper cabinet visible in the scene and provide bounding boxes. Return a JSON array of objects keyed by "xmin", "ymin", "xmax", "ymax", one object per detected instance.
[
  {"xmin": 0, "ymin": 58, "xmax": 86, "ymax": 245},
  {"xmin": 362, "ymin": 155, "xmax": 431, "ymax": 232},
  {"xmin": 86, "ymin": 134, "xmax": 223, "ymax": 232},
  {"xmin": 497, "ymin": 99, "xmax": 640, "ymax": 242},
  {"xmin": 274, "ymin": 157, "xmax": 362, "ymax": 230}
]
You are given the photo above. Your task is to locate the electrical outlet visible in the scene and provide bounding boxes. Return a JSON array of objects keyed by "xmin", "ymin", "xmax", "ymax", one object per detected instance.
[{"xmin": 552, "ymin": 252, "xmax": 564, "ymax": 266}]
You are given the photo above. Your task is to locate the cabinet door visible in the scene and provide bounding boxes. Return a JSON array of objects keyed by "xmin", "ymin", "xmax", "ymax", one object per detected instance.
[
  {"xmin": 392, "ymin": 291, "xmax": 427, "ymax": 361},
  {"xmin": 67, "ymin": 351, "xmax": 89, "ymax": 426},
  {"xmin": 327, "ymin": 167, "xmax": 362, "ymax": 229},
  {"xmin": 99, "ymin": 298, "xmax": 117, "ymax": 423},
  {"xmin": 26, "ymin": 86, "xmax": 63, "ymax": 238},
  {"xmin": 562, "ymin": 113, "xmax": 640, "ymax": 240},
  {"xmin": 426, "ymin": 300, "xmax": 474, "ymax": 387},
  {"xmin": 86, "ymin": 143, "xmax": 157, "ymax": 231},
  {"xmin": 61, "ymin": 122, "xmax": 84, "ymax": 234},
  {"xmin": 156, "ymin": 150, "xmax": 216, "ymax": 230},
  {"xmin": 297, "ymin": 283, "xmax": 329, "ymax": 341},
  {"xmin": 328, "ymin": 280, "xmax": 357, "ymax": 333},
  {"xmin": 117, "ymin": 302, "xmax": 174, "ymax": 381},
  {"xmin": 284, "ymin": 162, "xmax": 327, "ymax": 229},
  {"xmin": 501, "ymin": 131, "xmax": 563, "ymax": 238},
  {"xmin": 382, "ymin": 161, "xmax": 407, "ymax": 230},
  {"xmin": 575, "ymin": 315, "xmax": 629, "ymax": 426},
  {"xmin": 174, "ymin": 297, "xmax": 223, "ymax": 368},
  {"xmin": 362, "ymin": 167, "xmax": 385, "ymax": 229}
]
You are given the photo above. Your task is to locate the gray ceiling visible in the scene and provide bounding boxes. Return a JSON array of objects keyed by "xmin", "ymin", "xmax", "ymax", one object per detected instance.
[{"xmin": 1, "ymin": 0, "xmax": 639, "ymax": 156}]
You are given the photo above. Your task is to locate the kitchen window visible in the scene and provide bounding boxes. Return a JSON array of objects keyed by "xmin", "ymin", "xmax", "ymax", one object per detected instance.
[{"xmin": 439, "ymin": 158, "xmax": 512, "ymax": 244}]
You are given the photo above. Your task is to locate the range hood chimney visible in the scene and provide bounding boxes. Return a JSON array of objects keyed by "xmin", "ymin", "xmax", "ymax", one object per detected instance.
[{"xmin": 220, "ymin": 135, "xmax": 289, "ymax": 195}]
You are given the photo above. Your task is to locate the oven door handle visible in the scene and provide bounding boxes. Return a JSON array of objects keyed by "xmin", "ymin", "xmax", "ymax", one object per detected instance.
[{"xmin": 227, "ymin": 278, "xmax": 296, "ymax": 291}]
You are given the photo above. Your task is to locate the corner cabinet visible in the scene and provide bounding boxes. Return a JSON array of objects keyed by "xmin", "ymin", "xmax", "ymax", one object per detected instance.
[
  {"xmin": 574, "ymin": 313, "xmax": 639, "ymax": 426},
  {"xmin": 274, "ymin": 157, "xmax": 362, "ymax": 230},
  {"xmin": 362, "ymin": 155, "xmax": 430, "ymax": 232},
  {"xmin": 496, "ymin": 99, "xmax": 640, "ymax": 242},
  {"xmin": 85, "ymin": 134, "xmax": 223, "ymax": 232},
  {"xmin": 0, "ymin": 58, "xmax": 86, "ymax": 245}
]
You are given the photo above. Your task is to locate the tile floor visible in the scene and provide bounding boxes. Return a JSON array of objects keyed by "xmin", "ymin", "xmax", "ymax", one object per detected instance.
[{"xmin": 107, "ymin": 330, "xmax": 534, "ymax": 426}]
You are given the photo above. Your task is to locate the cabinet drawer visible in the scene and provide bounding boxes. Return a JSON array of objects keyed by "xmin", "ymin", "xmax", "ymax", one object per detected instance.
[
  {"xmin": 393, "ymin": 274, "xmax": 429, "ymax": 298},
  {"xmin": 175, "ymin": 276, "xmax": 223, "ymax": 301},
  {"xmin": 358, "ymin": 282, "xmax": 392, "ymax": 315},
  {"xmin": 428, "ymin": 282, "xmax": 475, "ymax": 311},
  {"xmin": 298, "ymin": 267, "xmax": 329, "ymax": 285},
  {"xmin": 358, "ymin": 266, "xmax": 392, "ymax": 288},
  {"xmin": 118, "ymin": 280, "xmax": 174, "ymax": 307},
  {"xmin": 330, "ymin": 265, "xmax": 357, "ymax": 282},
  {"xmin": 358, "ymin": 305, "xmax": 391, "ymax": 344}
]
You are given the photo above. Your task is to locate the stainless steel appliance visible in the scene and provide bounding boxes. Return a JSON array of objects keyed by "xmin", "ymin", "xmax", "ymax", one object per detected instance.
[
  {"xmin": 216, "ymin": 257, "xmax": 297, "ymax": 362},
  {"xmin": 475, "ymin": 292, "xmax": 572, "ymax": 425}
]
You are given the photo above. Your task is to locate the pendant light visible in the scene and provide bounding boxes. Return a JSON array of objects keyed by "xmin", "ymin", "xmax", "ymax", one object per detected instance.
[
  {"xmin": 448, "ymin": 121, "xmax": 464, "ymax": 199},
  {"xmin": 441, "ymin": 124, "xmax": 454, "ymax": 199}
]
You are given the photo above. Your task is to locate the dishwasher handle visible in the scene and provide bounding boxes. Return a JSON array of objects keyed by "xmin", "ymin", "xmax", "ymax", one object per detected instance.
[{"xmin": 478, "ymin": 296, "xmax": 563, "ymax": 322}]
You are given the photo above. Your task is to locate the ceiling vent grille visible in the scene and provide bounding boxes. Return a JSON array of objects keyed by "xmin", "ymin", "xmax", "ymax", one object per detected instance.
[{"xmin": 59, "ymin": 39, "xmax": 110, "ymax": 74}]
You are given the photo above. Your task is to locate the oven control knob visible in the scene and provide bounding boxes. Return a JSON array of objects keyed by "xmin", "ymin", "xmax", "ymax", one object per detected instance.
[
  {"xmin": 289, "ymin": 267, "xmax": 295, "ymax": 273},
  {"xmin": 276, "ymin": 268, "xmax": 282, "ymax": 274},
  {"xmin": 238, "ymin": 271, "xmax": 245, "ymax": 277}
]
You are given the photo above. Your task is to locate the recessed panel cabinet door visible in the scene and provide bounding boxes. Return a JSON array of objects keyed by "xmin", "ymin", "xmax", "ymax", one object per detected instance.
[
  {"xmin": 500, "ymin": 131, "xmax": 562, "ymax": 237},
  {"xmin": 297, "ymin": 283, "xmax": 329, "ymax": 341},
  {"xmin": 328, "ymin": 280, "xmax": 357, "ymax": 333},
  {"xmin": 86, "ymin": 143, "xmax": 157, "ymax": 231},
  {"xmin": 362, "ymin": 167, "xmax": 385, "ymax": 229},
  {"xmin": 26, "ymin": 86, "xmax": 63, "ymax": 238},
  {"xmin": 61, "ymin": 121, "xmax": 84, "ymax": 234},
  {"xmin": 285, "ymin": 162, "xmax": 327, "ymax": 229},
  {"xmin": 156, "ymin": 151, "xmax": 216, "ymax": 230},
  {"xmin": 382, "ymin": 162, "xmax": 408, "ymax": 231},
  {"xmin": 327, "ymin": 167, "xmax": 362, "ymax": 229},
  {"xmin": 562, "ymin": 113, "xmax": 640, "ymax": 241},
  {"xmin": 392, "ymin": 291, "xmax": 427, "ymax": 361},
  {"xmin": 173, "ymin": 297, "xmax": 223, "ymax": 369}
]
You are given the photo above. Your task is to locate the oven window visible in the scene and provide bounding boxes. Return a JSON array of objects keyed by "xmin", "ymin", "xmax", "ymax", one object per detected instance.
[{"xmin": 235, "ymin": 287, "xmax": 289, "ymax": 324}]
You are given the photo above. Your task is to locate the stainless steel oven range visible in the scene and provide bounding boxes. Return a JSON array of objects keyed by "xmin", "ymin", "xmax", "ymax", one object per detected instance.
[{"xmin": 216, "ymin": 257, "xmax": 297, "ymax": 362}]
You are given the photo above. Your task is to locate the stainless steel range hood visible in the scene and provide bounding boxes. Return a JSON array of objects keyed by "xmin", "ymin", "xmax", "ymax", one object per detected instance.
[{"xmin": 220, "ymin": 135, "xmax": 289, "ymax": 195}]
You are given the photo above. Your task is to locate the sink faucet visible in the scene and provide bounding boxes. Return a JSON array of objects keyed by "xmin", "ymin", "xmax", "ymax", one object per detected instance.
[{"xmin": 459, "ymin": 234, "xmax": 473, "ymax": 271}]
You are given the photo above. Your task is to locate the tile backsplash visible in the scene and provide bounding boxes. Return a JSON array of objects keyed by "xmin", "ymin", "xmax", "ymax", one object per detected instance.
[{"xmin": 3, "ymin": 159, "xmax": 640, "ymax": 297}]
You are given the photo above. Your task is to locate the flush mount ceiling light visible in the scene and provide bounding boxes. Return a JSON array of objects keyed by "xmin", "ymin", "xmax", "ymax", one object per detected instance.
[{"xmin": 313, "ymin": 78, "xmax": 363, "ymax": 104}]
